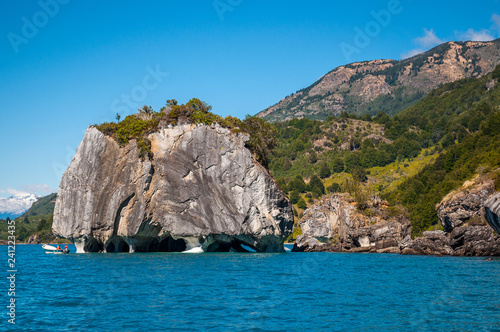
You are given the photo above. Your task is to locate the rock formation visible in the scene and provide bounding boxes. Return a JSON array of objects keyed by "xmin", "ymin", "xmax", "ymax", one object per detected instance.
[
  {"xmin": 436, "ymin": 177, "xmax": 495, "ymax": 232},
  {"xmin": 27, "ymin": 234, "xmax": 41, "ymax": 244},
  {"xmin": 401, "ymin": 227, "xmax": 500, "ymax": 256},
  {"xmin": 484, "ymin": 193, "xmax": 500, "ymax": 235},
  {"xmin": 295, "ymin": 175, "xmax": 500, "ymax": 256},
  {"xmin": 53, "ymin": 124, "xmax": 293, "ymax": 253},
  {"xmin": 402, "ymin": 176, "xmax": 500, "ymax": 256},
  {"xmin": 292, "ymin": 194, "xmax": 411, "ymax": 253}
]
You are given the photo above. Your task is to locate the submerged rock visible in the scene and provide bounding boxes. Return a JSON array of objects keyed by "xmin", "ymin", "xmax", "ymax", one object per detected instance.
[
  {"xmin": 292, "ymin": 194, "xmax": 411, "ymax": 253},
  {"xmin": 53, "ymin": 124, "xmax": 293, "ymax": 253}
]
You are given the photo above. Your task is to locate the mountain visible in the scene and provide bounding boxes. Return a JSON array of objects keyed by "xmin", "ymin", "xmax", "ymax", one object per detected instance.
[
  {"xmin": 257, "ymin": 40, "xmax": 500, "ymax": 122},
  {"xmin": 0, "ymin": 193, "xmax": 38, "ymax": 220},
  {"xmin": 20, "ymin": 193, "xmax": 57, "ymax": 217}
]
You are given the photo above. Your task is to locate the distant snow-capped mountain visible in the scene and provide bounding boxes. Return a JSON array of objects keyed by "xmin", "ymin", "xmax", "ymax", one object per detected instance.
[{"xmin": 0, "ymin": 194, "xmax": 38, "ymax": 219}]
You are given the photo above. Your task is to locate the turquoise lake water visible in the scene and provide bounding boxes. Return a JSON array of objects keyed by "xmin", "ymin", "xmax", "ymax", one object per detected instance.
[{"xmin": 2, "ymin": 244, "xmax": 500, "ymax": 331}]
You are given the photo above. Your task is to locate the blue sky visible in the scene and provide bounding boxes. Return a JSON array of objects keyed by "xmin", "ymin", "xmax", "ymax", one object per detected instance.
[{"xmin": 1, "ymin": 0, "xmax": 499, "ymax": 198}]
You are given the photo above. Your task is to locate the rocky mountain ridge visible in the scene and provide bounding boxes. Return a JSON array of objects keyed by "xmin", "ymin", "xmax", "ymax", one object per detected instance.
[
  {"xmin": 258, "ymin": 40, "xmax": 500, "ymax": 121},
  {"xmin": 0, "ymin": 193, "xmax": 38, "ymax": 219}
]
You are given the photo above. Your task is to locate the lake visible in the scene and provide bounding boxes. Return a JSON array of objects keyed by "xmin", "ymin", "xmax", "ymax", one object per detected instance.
[{"xmin": 2, "ymin": 244, "xmax": 500, "ymax": 331}]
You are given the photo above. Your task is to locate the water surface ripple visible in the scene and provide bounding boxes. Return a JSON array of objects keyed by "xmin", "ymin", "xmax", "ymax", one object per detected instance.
[{"xmin": 3, "ymin": 245, "xmax": 500, "ymax": 331}]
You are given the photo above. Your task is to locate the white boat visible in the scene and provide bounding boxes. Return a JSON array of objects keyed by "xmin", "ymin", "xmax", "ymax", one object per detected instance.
[{"xmin": 42, "ymin": 244, "xmax": 70, "ymax": 254}]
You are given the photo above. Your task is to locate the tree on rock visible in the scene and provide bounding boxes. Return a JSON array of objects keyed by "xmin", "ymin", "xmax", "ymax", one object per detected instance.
[{"xmin": 242, "ymin": 116, "xmax": 278, "ymax": 168}]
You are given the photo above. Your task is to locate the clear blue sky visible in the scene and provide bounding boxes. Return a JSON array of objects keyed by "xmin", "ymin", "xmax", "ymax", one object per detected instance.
[{"xmin": 1, "ymin": 0, "xmax": 499, "ymax": 198}]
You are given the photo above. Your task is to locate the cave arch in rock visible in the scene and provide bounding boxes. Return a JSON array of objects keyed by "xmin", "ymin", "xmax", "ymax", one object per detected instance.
[
  {"xmin": 148, "ymin": 238, "xmax": 160, "ymax": 252},
  {"xmin": 106, "ymin": 237, "xmax": 130, "ymax": 253},
  {"xmin": 157, "ymin": 236, "xmax": 187, "ymax": 252},
  {"xmin": 84, "ymin": 238, "xmax": 103, "ymax": 253},
  {"xmin": 206, "ymin": 238, "xmax": 258, "ymax": 252}
]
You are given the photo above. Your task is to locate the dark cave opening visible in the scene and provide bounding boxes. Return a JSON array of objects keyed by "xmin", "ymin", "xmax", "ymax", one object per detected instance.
[
  {"xmin": 156, "ymin": 236, "xmax": 187, "ymax": 252},
  {"xmin": 206, "ymin": 238, "xmax": 258, "ymax": 252},
  {"xmin": 106, "ymin": 237, "xmax": 130, "ymax": 253},
  {"xmin": 84, "ymin": 238, "xmax": 103, "ymax": 253},
  {"xmin": 106, "ymin": 242, "xmax": 115, "ymax": 253}
]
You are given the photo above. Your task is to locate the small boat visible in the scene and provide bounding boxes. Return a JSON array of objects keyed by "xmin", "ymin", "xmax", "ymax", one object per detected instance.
[{"xmin": 42, "ymin": 244, "xmax": 70, "ymax": 254}]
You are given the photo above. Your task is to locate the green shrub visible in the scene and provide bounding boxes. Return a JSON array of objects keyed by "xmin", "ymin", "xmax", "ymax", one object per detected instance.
[
  {"xmin": 289, "ymin": 191, "xmax": 300, "ymax": 204},
  {"xmin": 94, "ymin": 98, "xmax": 278, "ymax": 168},
  {"xmin": 297, "ymin": 198, "xmax": 307, "ymax": 210},
  {"xmin": 327, "ymin": 182, "xmax": 342, "ymax": 193},
  {"xmin": 319, "ymin": 162, "xmax": 331, "ymax": 178}
]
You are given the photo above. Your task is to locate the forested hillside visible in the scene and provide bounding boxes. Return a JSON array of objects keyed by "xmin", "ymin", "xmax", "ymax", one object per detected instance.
[
  {"xmin": 271, "ymin": 65, "xmax": 500, "ymax": 237},
  {"xmin": 0, "ymin": 193, "xmax": 63, "ymax": 243}
]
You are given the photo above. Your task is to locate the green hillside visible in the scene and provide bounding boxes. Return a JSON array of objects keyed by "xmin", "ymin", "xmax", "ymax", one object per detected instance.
[
  {"xmin": 22, "ymin": 193, "xmax": 57, "ymax": 217},
  {"xmin": 270, "ymin": 65, "xmax": 500, "ymax": 237},
  {"xmin": 0, "ymin": 193, "xmax": 66, "ymax": 243}
]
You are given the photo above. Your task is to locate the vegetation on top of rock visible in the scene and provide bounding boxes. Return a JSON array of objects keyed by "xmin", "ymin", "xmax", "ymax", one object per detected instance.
[{"xmin": 94, "ymin": 98, "xmax": 277, "ymax": 167}]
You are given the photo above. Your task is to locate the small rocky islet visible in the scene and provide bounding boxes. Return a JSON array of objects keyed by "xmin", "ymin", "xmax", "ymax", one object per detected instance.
[{"xmin": 53, "ymin": 112, "xmax": 293, "ymax": 253}]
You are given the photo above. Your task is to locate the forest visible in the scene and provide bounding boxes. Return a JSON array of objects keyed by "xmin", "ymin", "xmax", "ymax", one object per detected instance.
[{"xmin": 269, "ymin": 65, "xmax": 500, "ymax": 236}]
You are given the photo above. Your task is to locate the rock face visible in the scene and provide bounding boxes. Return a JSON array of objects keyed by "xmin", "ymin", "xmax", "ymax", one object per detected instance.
[
  {"xmin": 27, "ymin": 234, "xmax": 41, "ymax": 244},
  {"xmin": 484, "ymin": 193, "xmax": 500, "ymax": 235},
  {"xmin": 53, "ymin": 124, "xmax": 293, "ymax": 253},
  {"xmin": 401, "ymin": 227, "xmax": 500, "ymax": 256},
  {"xmin": 402, "ymin": 176, "xmax": 500, "ymax": 256},
  {"xmin": 292, "ymin": 195, "xmax": 411, "ymax": 253},
  {"xmin": 436, "ymin": 178, "xmax": 495, "ymax": 232}
]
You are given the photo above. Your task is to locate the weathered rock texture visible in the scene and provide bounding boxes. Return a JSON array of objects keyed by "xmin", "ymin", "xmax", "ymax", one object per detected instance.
[
  {"xmin": 484, "ymin": 193, "xmax": 500, "ymax": 235},
  {"xmin": 53, "ymin": 124, "xmax": 293, "ymax": 253},
  {"xmin": 27, "ymin": 234, "xmax": 41, "ymax": 245},
  {"xmin": 436, "ymin": 177, "xmax": 495, "ymax": 232},
  {"xmin": 292, "ymin": 194, "xmax": 411, "ymax": 253},
  {"xmin": 402, "ymin": 176, "xmax": 500, "ymax": 256},
  {"xmin": 401, "ymin": 227, "xmax": 500, "ymax": 256}
]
